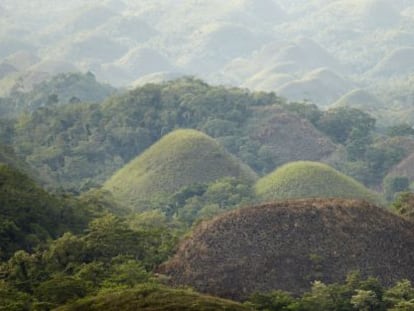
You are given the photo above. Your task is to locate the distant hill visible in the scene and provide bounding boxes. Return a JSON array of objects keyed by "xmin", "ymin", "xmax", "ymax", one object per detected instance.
[
  {"xmin": 277, "ymin": 68, "xmax": 353, "ymax": 106},
  {"xmin": 56, "ymin": 284, "xmax": 250, "ymax": 311},
  {"xmin": 332, "ymin": 88, "xmax": 385, "ymax": 116},
  {"xmin": 103, "ymin": 129, "xmax": 257, "ymax": 207},
  {"xmin": 369, "ymin": 47, "xmax": 414, "ymax": 77},
  {"xmin": 225, "ymin": 38, "xmax": 343, "ymax": 86},
  {"xmin": 242, "ymin": 69, "xmax": 294, "ymax": 92},
  {"xmin": 255, "ymin": 161, "xmax": 382, "ymax": 204},
  {"xmin": 160, "ymin": 198, "xmax": 414, "ymax": 300},
  {"xmin": 4, "ymin": 50, "xmax": 40, "ymax": 71},
  {"xmin": 0, "ymin": 72, "xmax": 115, "ymax": 118}
]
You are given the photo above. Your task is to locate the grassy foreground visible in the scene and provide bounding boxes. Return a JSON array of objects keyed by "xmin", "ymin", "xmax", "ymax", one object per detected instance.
[{"xmin": 55, "ymin": 284, "xmax": 252, "ymax": 311}]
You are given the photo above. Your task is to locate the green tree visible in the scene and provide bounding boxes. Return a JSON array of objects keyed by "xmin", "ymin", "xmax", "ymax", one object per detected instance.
[
  {"xmin": 246, "ymin": 290, "xmax": 295, "ymax": 311},
  {"xmin": 392, "ymin": 192, "xmax": 414, "ymax": 220},
  {"xmin": 385, "ymin": 280, "xmax": 414, "ymax": 310},
  {"xmin": 317, "ymin": 107, "xmax": 375, "ymax": 144},
  {"xmin": 34, "ymin": 275, "xmax": 87, "ymax": 306},
  {"xmin": 351, "ymin": 290, "xmax": 379, "ymax": 311},
  {"xmin": 101, "ymin": 258, "xmax": 150, "ymax": 289}
]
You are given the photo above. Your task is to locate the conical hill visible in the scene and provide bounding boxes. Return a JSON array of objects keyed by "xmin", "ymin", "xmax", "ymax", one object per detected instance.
[
  {"xmin": 255, "ymin": 161, "xmax": 382, "ymax": 204},
  {"xmin": 103, "ymin": 129, "xmax": 257, "ymax": 207},
  {"xmin": 160, "ymin": 198, "xmax": 414, "ymax": 300}
]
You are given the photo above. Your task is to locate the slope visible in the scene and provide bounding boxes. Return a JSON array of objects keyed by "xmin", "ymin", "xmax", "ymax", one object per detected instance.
[
  {"xmin": 160, "ymin": 198, "xmax": 414, "ymax": 300},
  {"xmin": 103, "ymin": 129, "xmax": 258, "ymax": 207}
]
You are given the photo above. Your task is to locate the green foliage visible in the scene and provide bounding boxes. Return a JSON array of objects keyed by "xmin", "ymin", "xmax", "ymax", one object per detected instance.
[
  {"xmin": 391, "ymin": 192, "xmax": 414, "ymax": 220},
  {"xmin": 173, "ymin": 177, "xmax": 256, "ymax": 225},
  {"xmin": 100, "ymin": 258, "xmax": 150, "ymax": 289},
  {"xmin": 244, "ymin": 274, "xmax": 414, "ymax": 311},
  {"xmin": 0, "ymin": 165, "xmax": 90, "ymax": 259},
  {"xmin": 328, "ymin": 142, "xmax": 407, "ymax": 187},
  {"xmin": 0, "ymin": 211, "xmax": 179, "ymax": 309},
  {"xmin": 3, "ymin": 77, "xmax": 403, "ymax": 192},
  {"xmin": 255, "ymin": 161, "xmax": 382, "ymax": 204},
  {"xmin": 0, "ymin": 280, "xmax": 32, "ymax": 311},
  {"xmin": 246, "ymin": 290, "xmax": 295, "ymax": 311},
  {"xmin": 103, "ymin": 129, "xmax": 257, "ymax": 208},
  {"xmin": 283, "ymin": 101, "xmax": 322, "ymax": 126},
  {"xmin": 351, "ymin": 290, "xmax": 380, "ymax": 311},
  {"xmin": 2, "ymin": 72, "xmax": 115, "ymax": 118},
  {"xmin": 34, "ymin": 275, "xmax": 88, "ymax": 306},
  {"xmin": 384, "ymin": 280, "xmax": 414, "ymax": 310},
  {"xmin": 316, "ymin": 107, "xmax": 375, "ymax": 144}
]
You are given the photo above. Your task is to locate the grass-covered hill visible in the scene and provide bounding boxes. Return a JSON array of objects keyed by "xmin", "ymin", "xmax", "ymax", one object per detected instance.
[
  {"xmin": 160, "ymin": 198, "xmax": 414, "ymax": 300},
  {"xmin": 4, "ymin": 78, "xmax": 393, "ymax": 192},
  {"xmin": 55, "ymin": 284, "xmax": 251, "ymax": 311},
  {"xmin": 332, "ymin": 89, "xmax": 385, "ymax": 116},
  {"xmin": 255, "ymin": 161, "xmax": 382, "ymax": 204},
  {"xmin": 103, "ymin": 129, "xmax": 257, "ymax": 207}
]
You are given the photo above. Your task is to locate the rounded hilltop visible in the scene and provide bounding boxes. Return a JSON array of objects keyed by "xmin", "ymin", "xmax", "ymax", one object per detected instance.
[
  {"xmin": 160, "ymin": 198, "xmax": 414, "ymax": 300},
  {"xmin": 255, "ymin": 161, "xmax": 382, "ymax": 204},
  {"xmin": 103, "ymin": 129, "xmax": 257, "ymax": 208},
  {"xmin": 56, "ymin": 284, "xmax": 250, "ymax": 311}
]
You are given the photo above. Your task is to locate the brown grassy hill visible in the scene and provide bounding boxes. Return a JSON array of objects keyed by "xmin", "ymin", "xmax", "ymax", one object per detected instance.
[
  {"xmin": 249, "ymin": 107, "xmax": 336, "ymax": 168},
  {"xmin": 160, "ymin": 198, "xmax": 414, "ymax": 301}
]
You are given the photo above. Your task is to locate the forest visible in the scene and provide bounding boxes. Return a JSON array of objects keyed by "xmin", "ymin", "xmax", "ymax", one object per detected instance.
[
  {"xmin": 0, "ymin": 75, "xmax": 413, "ymax": 310},
  {"xmin": 1, "ymin": 0, "xmax": 414, "ymax": 310}
]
